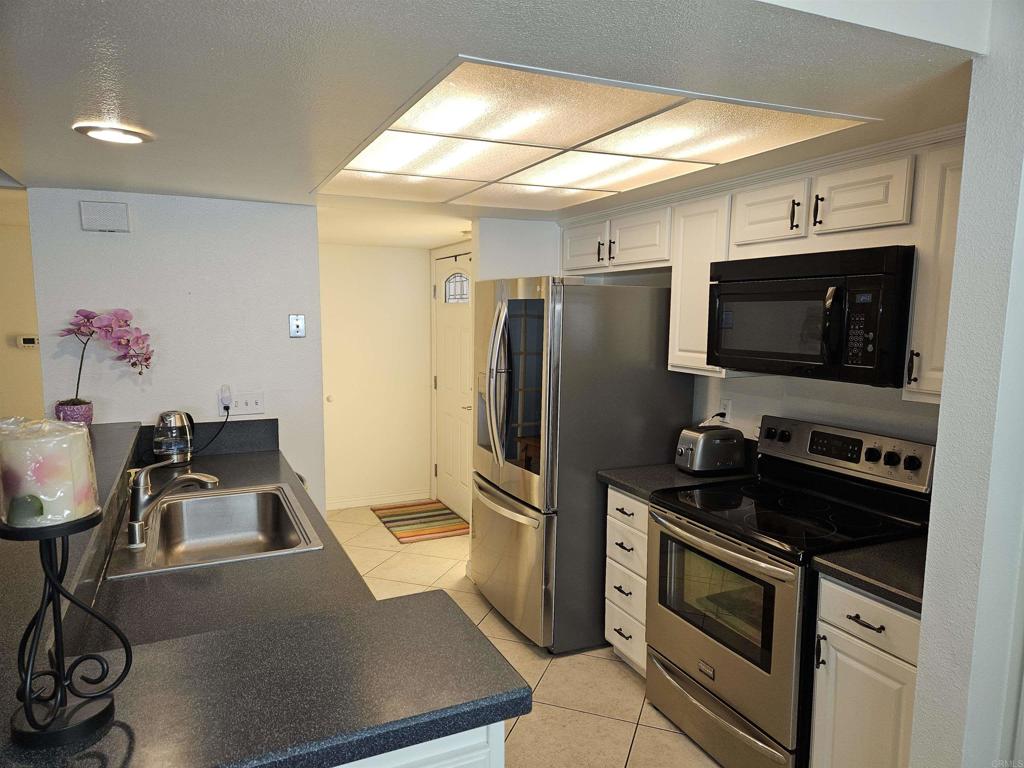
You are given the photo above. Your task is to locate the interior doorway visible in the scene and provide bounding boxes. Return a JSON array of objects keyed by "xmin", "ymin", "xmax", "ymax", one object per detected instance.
[{"xmin": 431, "ymin": 241, "xmax": 474, "ymax": 521}]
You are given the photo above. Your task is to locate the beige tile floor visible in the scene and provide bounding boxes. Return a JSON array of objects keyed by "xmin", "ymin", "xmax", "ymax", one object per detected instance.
[{"xmin": 327, "ymin": 506, "xmax": 719, "ymax": 768}]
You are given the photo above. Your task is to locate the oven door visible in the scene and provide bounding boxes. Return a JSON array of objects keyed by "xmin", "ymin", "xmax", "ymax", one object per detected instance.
[
  {"xmin": 646, "ymin": 506, "xmax": 803, "ymax": 749},
  {"xmin": 707, "ymin": 276, "xmax": 846, "ymax": 380}
]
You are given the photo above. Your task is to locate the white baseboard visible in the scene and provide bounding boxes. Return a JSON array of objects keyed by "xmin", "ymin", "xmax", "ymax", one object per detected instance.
[{"xmin": 326, "ymin": 487, "xmax": 432, "ymax": 510}]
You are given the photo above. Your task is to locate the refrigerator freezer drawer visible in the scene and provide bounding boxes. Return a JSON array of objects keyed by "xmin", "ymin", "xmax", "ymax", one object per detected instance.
[{"xmin": 470, "ymin": 475, "xmax": 555, "ymax": 647}]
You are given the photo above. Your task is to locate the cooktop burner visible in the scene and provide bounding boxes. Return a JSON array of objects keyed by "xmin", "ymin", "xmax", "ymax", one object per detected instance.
[{"xmin": 651, "ymin": 478, "xmax": 925, "ymax": 563}]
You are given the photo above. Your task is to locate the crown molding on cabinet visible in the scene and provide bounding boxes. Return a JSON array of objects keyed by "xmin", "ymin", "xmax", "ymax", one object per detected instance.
[{"xmin": 558, "ymin": 123, "xmax": 966, "ymax": 228}]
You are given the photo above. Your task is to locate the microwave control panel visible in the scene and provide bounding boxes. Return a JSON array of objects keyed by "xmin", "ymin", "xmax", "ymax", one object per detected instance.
[{"xmin": 845, "ymin": 288, "xmax": 879, "ymax": 367}]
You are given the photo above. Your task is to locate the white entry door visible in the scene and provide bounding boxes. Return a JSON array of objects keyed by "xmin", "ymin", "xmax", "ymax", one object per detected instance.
[{"xmin": 432, "ymin": 248, "xmax": 474, "ymax": 521}]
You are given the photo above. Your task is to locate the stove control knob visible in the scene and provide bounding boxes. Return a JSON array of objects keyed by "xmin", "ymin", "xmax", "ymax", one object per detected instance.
[
  {"xmin": 778, "ymin": 430, "xmax": 792, "ymax": 443},
  {"xmin": 903, "ymin": 455, "xmax": 923, "ymax": 472},
  {"xmin": 883, "ymin": 451, "xmax": 902, "ymax": 467},
  {"xmin": 764, "ymin": 427, "xmax": 778, "ymax": 440},
  {"xmin": 864, "ymin": 447, "xmax": 882, "ymax": 463}
]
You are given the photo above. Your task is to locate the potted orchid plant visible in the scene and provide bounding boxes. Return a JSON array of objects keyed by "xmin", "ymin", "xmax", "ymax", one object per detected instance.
[{"xmin": 55, "ymin": 309, "xmax": 154, "ymax": 424}]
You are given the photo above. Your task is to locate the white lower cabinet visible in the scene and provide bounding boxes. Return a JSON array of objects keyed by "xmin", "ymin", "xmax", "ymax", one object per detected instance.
[
  {"xmin": 604, "ymin": 487, "xmax": 649, "ymax": 675},
  {"xmin": 810, "ymin": 580, "xmax": 919, "ymax": 768},
  {"xmin": 340, "ymin": 723, "xmax": 504, "ymax": 768}
]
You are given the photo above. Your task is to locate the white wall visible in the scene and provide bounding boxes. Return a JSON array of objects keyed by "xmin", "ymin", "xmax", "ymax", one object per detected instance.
[
  {"xmin": 913, "ymin": 2, "xmax": 1024, "ymax": 764},
  {"xmin": 319, "ymin": 244, "xmax": 431, "ymax": 509},
  {"xmin": 694, "ymin": 376, "xmax": 940, "ymax": 443},
  {"xmin": 27, "ymin": 188, "xmax": 326, "ymax": 509},
  {"xmin": 758, "ymin": 0, "xmax": 991, "ymax": 54},
  {"xmin": 473, "ymin": 218, "xmax": 560, "ymax": 280}
]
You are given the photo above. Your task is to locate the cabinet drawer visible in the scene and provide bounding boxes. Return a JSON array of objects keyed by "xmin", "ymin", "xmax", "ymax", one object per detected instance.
[
  {"xmin": 607, "ymin": 487, "xmax": 647, "ymax": 533},
  {"xmin": 606, "ymin": 558, "xmax": 647, "ymax": 623},
  {"xmin": 605, "ymin": 599, "xmax": 646, "ymax": 670},
  {"xmin": 818, "ymin": 578, "xmax": 919, "ymax": 666},
  {"xmin": 606, "ymin": 517, "xmax": 647, "ymax": 577}
]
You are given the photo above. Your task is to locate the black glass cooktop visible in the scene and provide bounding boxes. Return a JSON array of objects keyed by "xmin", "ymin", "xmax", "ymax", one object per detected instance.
[{"xmin": 649, "ymin": 479, "xmax": 925, "ymax": 564}]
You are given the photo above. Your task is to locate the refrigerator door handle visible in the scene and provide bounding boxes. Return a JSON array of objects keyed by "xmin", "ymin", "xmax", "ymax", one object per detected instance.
[
  {"xmin": 485, "ymin": 301, "xmax": 506, "ymax": 468},
  {"xmin": 473, "ymin": 476, "xmax": 541, "ymax": 529}
]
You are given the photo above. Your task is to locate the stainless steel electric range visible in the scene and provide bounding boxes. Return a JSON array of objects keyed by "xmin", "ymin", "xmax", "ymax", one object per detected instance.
[{"xmin": 645, "ymin": 415, "xmax": 934, "ymax": 768}]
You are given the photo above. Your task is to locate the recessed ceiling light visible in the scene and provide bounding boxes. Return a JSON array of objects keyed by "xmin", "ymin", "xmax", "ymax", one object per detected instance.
[{"xmin": 72, "ymin": 122, "xmax": 154, "ymax": 144}]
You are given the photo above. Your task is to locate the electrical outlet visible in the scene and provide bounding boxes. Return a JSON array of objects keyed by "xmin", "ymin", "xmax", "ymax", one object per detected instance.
[
  {"xmin": 231, "ymin": 391, "xmax": 265, "ymax": 415},
  {"xmin": 719, "ymin": 398, "xmax": 733, "ymax": 423}
]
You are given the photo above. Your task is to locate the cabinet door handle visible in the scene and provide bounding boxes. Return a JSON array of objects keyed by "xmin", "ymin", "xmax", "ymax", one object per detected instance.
[
  {"xmin": 608, "ymin": 239, "xmax": 616, "ymax": 261},
  {"xmin": 615, "ymin": 506, "xmax": 634, "ymax": 518},
  {"xmin": 813, "ymin": 194, "xmax": 825, "ymax": 226},
  {"xmin": 613, "ymin": 584, "xmax": 633, "ymax": 597},
  {"xmin": 614, "ymin": 627, "xmax": 633, "ymax": 641},
  {"xmin": 597, "ymin": 240, "xmax": 605, "ymax": 262},
  {"xmin": 906, "ymin": 349, "xmax": 920, "ymax": 384},
  {"xmin": 615, "ymin": 541, "xmax": 634, "ymax": 553},
  {"xmin": 846, "ymin": 613, "xmax": 886, "ymax": 633},
  {"xmin": 815, "ymin": 634, "xmax": 827, "ymax": 668},
  {"xmin": 788, "ymin": 199, "xmax": 801, "ymax": 230}
]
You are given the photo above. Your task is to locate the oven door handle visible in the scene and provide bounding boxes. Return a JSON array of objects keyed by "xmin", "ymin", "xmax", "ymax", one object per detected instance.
[
  {"xmin": 648, "ymin": 509, "xmax": 796, "ymax": 583},
  {"xmin": 649, "ymin": 654, "xmax": 789, "ymax": 765}
]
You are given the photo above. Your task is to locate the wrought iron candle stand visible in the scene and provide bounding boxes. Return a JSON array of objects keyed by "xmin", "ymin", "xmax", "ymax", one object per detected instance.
[{"xmin": 0, "ymin": 510, "xmax": 133, "ymax": 748}]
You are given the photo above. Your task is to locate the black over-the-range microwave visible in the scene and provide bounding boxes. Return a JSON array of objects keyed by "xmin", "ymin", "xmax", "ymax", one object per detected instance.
[{"xmin": 706, "ymin": 245, "xmax": 915, "ymax": 387}]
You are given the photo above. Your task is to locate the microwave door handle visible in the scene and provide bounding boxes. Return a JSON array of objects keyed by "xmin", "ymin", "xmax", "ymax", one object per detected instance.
[
  {"xmin": 649, "ymin": 509, "xmax": 796, "ymax": 583},
  {"xmin": 822, "ymin": 285, "xmax": 844, "ymax": 365}
]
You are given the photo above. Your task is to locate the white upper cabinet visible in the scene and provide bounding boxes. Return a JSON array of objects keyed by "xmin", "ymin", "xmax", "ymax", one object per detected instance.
[
  {"xmin": 668, "ymin": 195, "xmax": 731, "ymax": 375},
  {"xmin": 608, "ymin": 208, "xmax": 671, "ymax": 268},
  {"xmin": 562, "ymin": 220, "xmax": 609, "ymax": 272},
  {"xmin": 904, "ymin": 145, "xmax": 963, "ymax": 400},
  {"xmin": 810, "ymin": 157, "xmax": 915, "ymax": 234},
  {"xmin": 562, "ymin": 209, "xmax": 670, "ymax": 273},
  {"xmin": 730, "ymin": 177, "xmax": 809, "ymax": 245}
]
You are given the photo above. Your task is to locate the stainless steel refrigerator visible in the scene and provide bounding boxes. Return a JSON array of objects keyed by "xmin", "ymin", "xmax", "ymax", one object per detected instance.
[{"xmin": 471, "ymin": 276, "xmax": 693, "ymax": 653}]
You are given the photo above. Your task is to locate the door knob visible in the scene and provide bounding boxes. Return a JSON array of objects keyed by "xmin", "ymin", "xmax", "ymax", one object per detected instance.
[
  {"xmin": 461, "ymin": 405, "xmax": 473, "ymax": 411},
  {"xmin": 325, "ymin": 395, "xmax": 335, "ymax": 403}
]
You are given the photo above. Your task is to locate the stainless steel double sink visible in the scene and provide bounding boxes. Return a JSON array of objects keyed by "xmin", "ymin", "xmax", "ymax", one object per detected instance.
[{"xmin": 105, "ymin": 484, "xmax": 323, "ymax": 580}]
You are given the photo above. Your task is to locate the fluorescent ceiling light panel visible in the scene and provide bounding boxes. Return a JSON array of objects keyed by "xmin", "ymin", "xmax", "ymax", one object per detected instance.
[
  {"xmin": 320, "ymin": 170, "xmax": 482, "ymax": 203},
  {"xmin": 450, "ymin": 183, "xmax": 614, "ymax": 211},
  {"xmin": 391, "ymin": 62, "xmax": 681, "ymax": 148},
  {"xmin": 582, "ymin": 99, "xmax": 863, "ymax": 163},
  {"xmin": 346, "ymin": 130, "xmax": 557, "ymax": 181},
  {"xmin": 504, "ymin": 151, "xmax": 710, "ymax": 192}
]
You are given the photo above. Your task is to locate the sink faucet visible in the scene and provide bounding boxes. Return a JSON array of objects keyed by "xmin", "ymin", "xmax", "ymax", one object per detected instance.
[{"xmin": 128, "ymin": 458, "xmax": 219, "ymax": 548}]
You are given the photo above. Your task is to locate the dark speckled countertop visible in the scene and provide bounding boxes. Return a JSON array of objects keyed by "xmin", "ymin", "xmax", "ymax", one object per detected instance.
[
  {"xmin": 813, "ymin": 536, "xmax": 928, "ymax": 613},
  {"xmin": 0, "ymin": 427, "xmax": 529, "ymax": 767},
  {"xmin": 597, "ymin": 463, "xmax": 753, "ymax": 501}
]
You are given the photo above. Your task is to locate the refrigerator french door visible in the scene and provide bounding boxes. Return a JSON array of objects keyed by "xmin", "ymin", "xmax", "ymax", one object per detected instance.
[
  {"xmin": 473, "ymin": 277, "xmax": 556, "ymax": 511},
  {"xmin": 471, "ymin": 276, "xmax": 694, "ymax": 653}
]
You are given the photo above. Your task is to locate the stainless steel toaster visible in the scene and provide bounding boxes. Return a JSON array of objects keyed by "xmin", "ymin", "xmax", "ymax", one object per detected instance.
[{"xmin": 675, "ymin": 424, "xmax": 746, "ymax": 474}]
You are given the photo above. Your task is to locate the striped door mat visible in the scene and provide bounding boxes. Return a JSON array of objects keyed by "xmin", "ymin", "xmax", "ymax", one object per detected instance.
[{"xmin": 370, "ymin": 499, "xmax": 469, "ymax": 543}]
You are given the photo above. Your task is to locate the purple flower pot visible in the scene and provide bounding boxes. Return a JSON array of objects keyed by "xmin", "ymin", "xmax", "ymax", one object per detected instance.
[{"xmin": 54, "ymin": 402, "xmax": 94, "ymax": 425}]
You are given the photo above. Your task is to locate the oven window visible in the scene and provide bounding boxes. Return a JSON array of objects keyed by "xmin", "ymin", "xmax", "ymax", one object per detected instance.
[
  {"xmin": 718, "ymin": 297, "xmax": 823, "ymax": 358},
  {"xmin": 659, "ymin": 533, "xmax": 775, "ymax": 672}
]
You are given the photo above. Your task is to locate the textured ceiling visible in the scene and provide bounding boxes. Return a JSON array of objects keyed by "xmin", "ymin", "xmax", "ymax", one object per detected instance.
[{"xmin": 0, "ymin": 0, "xmax": 971, "ymax": 219}]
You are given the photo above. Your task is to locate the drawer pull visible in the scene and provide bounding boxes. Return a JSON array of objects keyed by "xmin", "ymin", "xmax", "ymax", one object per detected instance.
[
  {"xmin": 615, "ymin": 541, "xmax": 634, "ymax": 553},
  {"xmin": 615, "ymin": 506, "xmax": 635, "ymax": 518},
  {"xmin": 613, "ymin": 584, "xmax": 633, "ymax": 597},
  {"xmin": 614, "ymin": 627, "xmax": 632, "ymax": 641},
  {"xmin": 846, "ymin": 613, "xmax": 885, "ymax": 633}
]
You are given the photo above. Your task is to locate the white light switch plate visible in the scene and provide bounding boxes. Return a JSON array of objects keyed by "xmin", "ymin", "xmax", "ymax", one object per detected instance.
[{"xmin": 232, "ymin": 391, "xmax": 264, "ymax": 415}]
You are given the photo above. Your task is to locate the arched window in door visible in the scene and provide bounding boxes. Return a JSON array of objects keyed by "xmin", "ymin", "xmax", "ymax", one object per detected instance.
[{"xmin": 444, "ymin": 272, "xmax": 470, "ymax": 304}]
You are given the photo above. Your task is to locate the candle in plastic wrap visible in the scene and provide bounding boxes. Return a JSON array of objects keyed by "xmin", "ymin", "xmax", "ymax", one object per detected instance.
[{"xmin": 0, "ymin": 418, "xmax": 99, "ymax": 528}]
